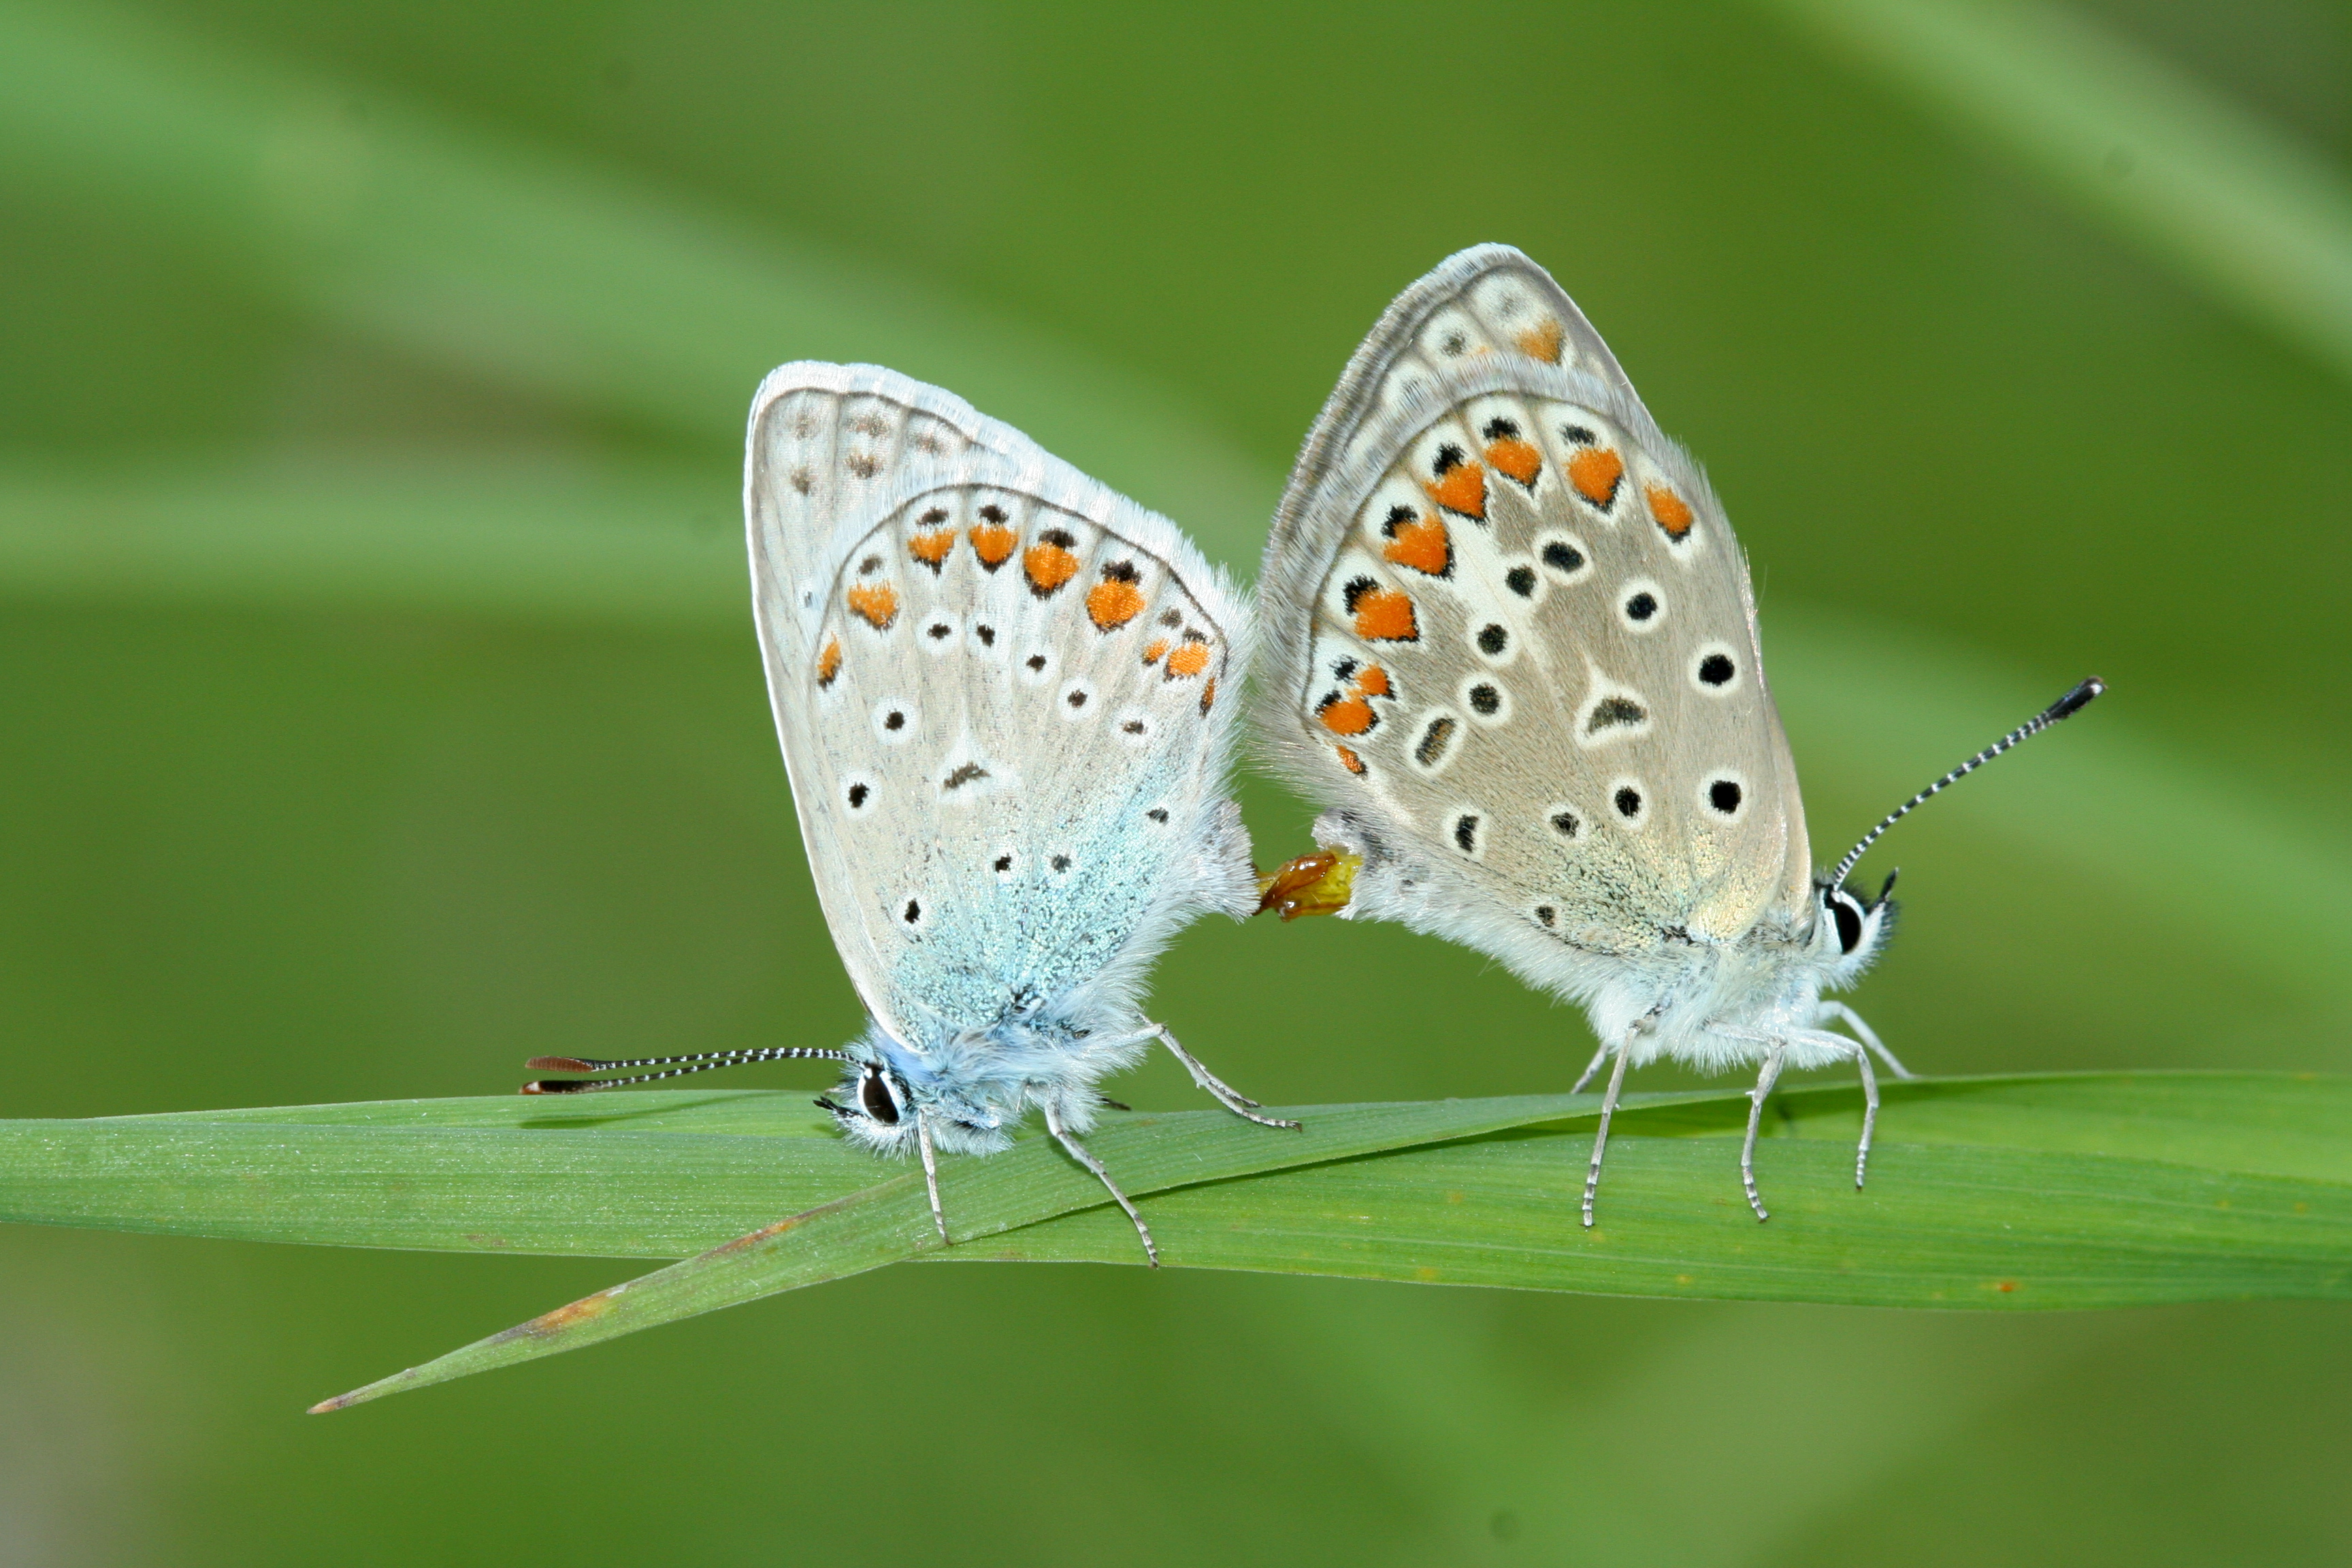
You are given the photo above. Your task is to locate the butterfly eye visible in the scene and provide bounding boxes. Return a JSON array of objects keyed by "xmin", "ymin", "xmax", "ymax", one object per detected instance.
[
  {"xmin": 1829, "ymin": 890, "xmax": 1867, "ymax": 956},
  {"xmin": 859, "ymin": 1066, "xmax": 901, "ymax": 1125}
]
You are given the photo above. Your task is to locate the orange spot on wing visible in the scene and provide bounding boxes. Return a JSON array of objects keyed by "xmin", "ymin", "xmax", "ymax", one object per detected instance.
[
  {"xmin": 1085, "ymin": 577, "xmax": 1147, "ymax": 630},
  {"xmin": 1516, "ymin": 319, "xmax": 1565, "ymax": 363},
  {"xmin": 1199, "ymin": 677, "xmax": 1216, "ymax": 713},
  {"xmin": 1486, "ymin": 438, "xmax": 1542, "ymax": 487},
  {"xmin": 908, "ymin": 529, "xmax": 955, "ymax": 569},
  {"xmin": 816, "ymin": 638, "xmax": 842, "ymax": 687},
  {"xmin": 1423, "ymin": 460, "xmax": 1486, "ymax": 519},
  {"xmin": 847, "ymin": 582, "xmax": 898, "ymax": 629},
  {"xmin": 1318, "ymin": 695, "xmax": 1375, "ymax": 736},
  {"xmin": 1024, "ymin": 541, "xmax": 1078, "ymax": 595},
  {"xmin": 1164, "ymin": 638, "xmax": 1212, "ymax": 679},
  {"xmin": 1141, "ymin": 638, "xmax": 1169, "ymax": 666},
  {"xmin": 1336, "ymin": 746, "xmax": 1365, "ymax": 774},
  {"xmin": 1351, "ymin": 586, "xmax": 1418, "ymax": 642},
  {"xmin": 1646, "ymin": 483, "xmax": 1695, "ymax": 538},
  {"xmin": 1316, "ymin": 659, "xmax": 1392, "ymax": 736},
  {"xmin": 1382, "ymin": 513, "xmax": 1452, "ymax": 576},
  {"xmin": 970, "ymin": 521, "xmax": 1017, "ymax": 568},
  {"xmin": 1567, "ymin": 446, "xmax": 1624, "ymax": 507}
]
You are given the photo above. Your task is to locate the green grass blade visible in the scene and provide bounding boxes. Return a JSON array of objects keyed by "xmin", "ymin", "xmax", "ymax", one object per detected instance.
[
  {"xmin": 964, "ymin": 1074, "xmax": 2352, "ymax": 1309},
  {"xmin": 1763, "ymin": 0, "xmax": 2352, "ymax": 382},
  {"xmin": 301, "ymin": 1073, "xmax": 2351, "ymax": 1409},
  {"xmin": 300, "ymin": 1092, "xmax": 1665, "ymax": 1410},
  {"xmin": 0, "ymin": 1088, "xmax": 1696, "ymax": 1256},
  {"xmin": 4, "ymin": 1074, "xmax": 2342, "ymax": 1406},
  {"xmin": 0, "ymin": 1095, "xmax": 872, "ymax": 1258}
]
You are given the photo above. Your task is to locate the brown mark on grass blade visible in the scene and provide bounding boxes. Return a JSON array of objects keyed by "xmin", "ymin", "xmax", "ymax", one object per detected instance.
[
  {"xmin": 301, "ymin": 1089, "xmax": 1772, "ymax": 1414},
  {"xmin": 307, "ymin": 1194, "xmax": 859, "ymax": 1413},
  {"xmin": 711, "ymin": 1213, "xmax": 803, "ymax": 1255},
  {"xmin": 512, "ymin": 1290, "xmax": 619, "ymax": 1341}
]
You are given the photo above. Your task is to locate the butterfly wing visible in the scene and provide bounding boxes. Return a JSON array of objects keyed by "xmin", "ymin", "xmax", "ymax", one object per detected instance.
[
  {"xmin": 1256, "ymin": 246, "xmax": 1810, "ymax": 981},
  {"xmin": 747, "ymin": 365, "xmax": 1253, "ymax": 1047}
]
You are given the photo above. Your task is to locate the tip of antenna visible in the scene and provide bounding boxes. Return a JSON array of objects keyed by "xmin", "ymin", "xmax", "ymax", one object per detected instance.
[
  {"xmin": 2050, "ymin": 676, "xmax": 2105, "ymax": 721},
  {"xmin": 525, "ymin": 1056, "xmax": 596, "ymax": 1073},
  {"xmin": 519, "ymin": 1079, "xmax": 591, "ymax": 1095}
]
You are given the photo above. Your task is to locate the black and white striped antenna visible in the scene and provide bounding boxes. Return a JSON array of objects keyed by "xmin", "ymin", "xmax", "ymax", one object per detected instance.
[
  {"xmin": 521, "ymin": 1045, "xmax": 851, "ymax": 1094},
  {"xmin": 1829, "ymin": 676, "xmax": 2105, "ymax": 896}
]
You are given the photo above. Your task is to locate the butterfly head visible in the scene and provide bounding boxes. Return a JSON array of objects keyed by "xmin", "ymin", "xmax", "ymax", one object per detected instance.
[
  {"xmin": 816, "ymin": 1060, "xmax": 911, "ymax": 1143},
  {"xmin": 1814, "ymin": 870, "xmax": 1897, "ymax": 989},
  {"xmin": 817, "ymin": 1038, "xmax": 1013, "ymax": 1157}
]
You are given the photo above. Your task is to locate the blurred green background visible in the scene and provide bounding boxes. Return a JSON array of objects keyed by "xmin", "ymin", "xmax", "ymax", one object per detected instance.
[{"xmin": 3, "ymin": 0, "xmax": 2349, "ymax": 1562}]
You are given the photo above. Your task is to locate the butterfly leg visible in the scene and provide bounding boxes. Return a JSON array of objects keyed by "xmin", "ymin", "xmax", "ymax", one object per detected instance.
[
  {"xmin": 1580, "ymin": 1019, "xmax": 1644, "ymax": 1228},
  {"xmin": 915, "ymin": 1115, "xmax": 950, "ymax": 1247},
  {"xmin": 1154, "ymin": 1026, "xmax": 1301, "ymax": 1130},
  {"xmin": 1816, "ymin": 1000, "xmax": 1913, "ymax": 1079},
  {"xmin": 1762, "ymin": 1026, "xmax": 1885, "ymax": 1191},
  {"xmin": 1741, "ymin": 1048, "xmax": 1788, "ymax": 1222},
  {"xmin": 1848, "ymin": 1035, "xmax": 1881, "ymax": 1190},
  {"xmin": 1043, "ymin": 1099, "xmax": 1159, "ymax": 1267},
  {"xmin": 1570, "ymin": 1037, "xmax": 1612, "ymax": 1094}
]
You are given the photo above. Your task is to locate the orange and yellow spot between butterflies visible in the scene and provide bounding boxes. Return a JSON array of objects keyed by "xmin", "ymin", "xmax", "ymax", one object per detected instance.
[
  {"xmin": 970, "ymin": 520, "xmax": 1017, "ymax": 568},
  {"xmin": 1646, "ymin": 483, "xmax": 1695, "ymax": 539},
  {"xmin": 816, "ymin": 638, "xmax": 843, "ymax": 687},
  {"xmin": 1254, "ymin": 847, "xmax": 1362, "ymax": 920},
  {"xmin": 1486, "ymin": 436, "xmax": 1543, "ymax": 488},
  {"xmin": 1085, "ymin": 572, "xmax": 1147, "ymax": 631},
  {"xmin": 1024, "ymin": 536, "xmax": 1079, "ymax": 595},
  {"xmin": 1164, "ymin": 638, "xmax": 1212, "ymax": 679},
  {"xmin": 1382, "ymin": 513, "xmax": 1451, "ymax": 576},
  {"xmin": 847, "ymin": 582, "xmax": 898, "ymax": 629},
  {"xmin": 1568, "ymin": 446, "xmax": 1624, "ymax": 507},
  {"xmin": 1423, "ymin": 459, "xmax": 1486, "ymax": 519},
  {"xmin": 1516, "ymin": 319, "xmax": 1564, "ymax": 364},
  {"xmin": 1350, "ymin": 585, "xmax": 1418, "ymax": 642},
  {"xmin": 908, "ymin": 528, "xmax": 956, "ymax": 569}
]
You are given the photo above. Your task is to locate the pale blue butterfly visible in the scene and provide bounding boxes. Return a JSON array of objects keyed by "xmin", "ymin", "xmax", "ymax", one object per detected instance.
[
  {"xmin": 525, "ymin": 364, "xmax": 1295, "ymax": 1262},
  {"xmin": 1253, "ymin": 246, "xmax": 2099, "ymax": 1225}
]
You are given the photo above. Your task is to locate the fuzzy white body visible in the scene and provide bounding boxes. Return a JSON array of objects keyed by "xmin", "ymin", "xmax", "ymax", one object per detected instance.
[
  {"xmin": 836, "ymin": 1018, "xmax": 1154, "ymax": 1157},
  {"xmin": 1318, "ymin": 804, "xmax": 1880, "ymax": 1077}
]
